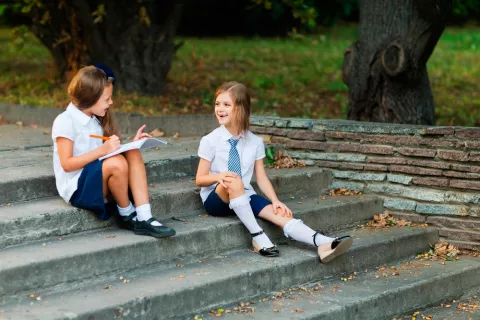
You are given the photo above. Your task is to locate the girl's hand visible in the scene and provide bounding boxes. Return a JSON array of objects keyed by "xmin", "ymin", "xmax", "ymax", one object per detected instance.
[
  {"xmin": 272, "ymin": 199, "xmax": 293, "ymax": 218},
  {"xmin": 133, "ymin": 124, "xmax": 152, "ymax": 141},
  {"xmin": 217, "ymin": 171, "xmax": 238, "ymax": 188},
  {"xmin": 101, "ymin": 135, "xmax": 121, "ymax": 155}
]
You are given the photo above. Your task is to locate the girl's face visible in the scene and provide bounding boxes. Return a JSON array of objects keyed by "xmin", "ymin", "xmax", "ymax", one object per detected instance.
[
  {"xmin": 85, "ymin": 83, "xmax": 113, "ymax": 117},
  {"xmin": 215, "ymin": 91, "xmax": 237, "ymax": 128}
]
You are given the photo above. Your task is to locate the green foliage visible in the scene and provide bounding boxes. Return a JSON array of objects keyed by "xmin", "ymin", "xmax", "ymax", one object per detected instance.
[
  {"xmin": 92, "ymin": 4, "xmax": 106, "ymax": 24},
  {"xmin": 452, "ymin": 0, "xmax": 480, "ymax": 22},
  {"xmin": 0, "ymin": 25, "xmax": 479, "ymax": 127},
  {"xmin": 250, "ymin": 0, "xmax": 318, "ymax": 29},
  {"xmin": 265, "ymin": 145, "xmax": 276, "ymax": 166}
]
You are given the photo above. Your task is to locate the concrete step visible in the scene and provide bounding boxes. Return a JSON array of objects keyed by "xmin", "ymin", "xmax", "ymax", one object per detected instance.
[
  {"xmin": 0, "ymin": 167, "xmax": 331, "ymax": 248},
  {"xmin": 205, "ymin": 256, "xmax": 480, "ymax": 320},
  {"xmin": 396, "ymin": 286, "xmax": 480, "ymax": 320},
  {"xmin": 0, "ymin": 227, "xmax": 439, "ymax": 320},
  {"xmin": 0, "ymin": 138, "xmax": 200, "ymax": 204},
  {"xmin": 0, "ymin": 195, "xmax": 383, "ymax": 303}
]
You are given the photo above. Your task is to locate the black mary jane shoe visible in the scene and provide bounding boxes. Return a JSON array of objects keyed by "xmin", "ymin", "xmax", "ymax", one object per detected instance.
[
  {"xmin": 134, "ymin": 217, "xmax": 176, "ymax": 238},
  {"xmin": 120, "ymin": 212, "xmax": 138, "ymax": 231},
  {"xmin": 314, "ymin": 232, "xmax": 353, "ymax": 263},
  {"xmin": 251, "ymin": 230, "xmax": 280, "ymax": 257}
]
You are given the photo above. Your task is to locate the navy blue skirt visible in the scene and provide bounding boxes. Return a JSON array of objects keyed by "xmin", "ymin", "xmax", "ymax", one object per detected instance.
[
  {"xmin": 203, "ymin": 188, "xmax": 271, "ymax": 218},
  {"xmin": 69, "ymin": 160, "xmax": 118, "ymax": 220}
]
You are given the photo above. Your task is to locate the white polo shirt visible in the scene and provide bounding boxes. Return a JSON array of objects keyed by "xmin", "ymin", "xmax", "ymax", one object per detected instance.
[
  {"xmin": 52, "ymin": 103, "xmax": 104, "ymax": 202},
  {"xmin": 198, "ymin": 125, "xmax": 266, "ymax": 203}
]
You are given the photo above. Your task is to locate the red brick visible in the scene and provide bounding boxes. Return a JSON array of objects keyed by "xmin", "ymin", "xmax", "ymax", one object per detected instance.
[
  {"xmin": 397, "ymin": 147, "xmax": 436, "ymax": 158},
  {"xmin": 450, "ymin": 180, "xmax": 480, "ymax": 190},
  {"xmin": 455, "ymin": 128, "xmax": 480, "ymax": 139},
  {"xmin": 469, "ymin": 152, "xmax": 480, "ymax": 162},
  {"xmin": 251, "ymin": 126, "xmax": 268, "ymax": 134},
  {"xmin": 437, "ymin": 150, "xmax": 469, "ymax": 162},
  {"xmin": 284, "ymin": 137, "xmax": 331, "ymax": 151},
  {"xmin": 359, "ymin": 145, "xmax": 394, "ymax": 155},
  {"xmin": 316, "ymin": 161, "xmax": 340, "ymax": 168},
  {"xmin": 265, "ymin": 127, "xmax": 289, "ymax": 136},
  {"xmin": 443, "ymin": 171, "xmax": 480, "ymax": 179},
  {"xmin": 271, "ymin": 136, "xmax": 288, "ymax": 144},
  {"xmin": 287, "ymin": 130, "xmax": 325, "ymax": 141},
  {"xmin": 389, "ymin": 165, "xmax": 442, "ymax": 176},
  {"xmin": 363, "ymin": 164, "xmax": 388, "ymax": 171},
  {"xmin": 420, "ymin": 127, "xmax": 455, "ymax": 135},
  {"xmin": 337, "ymin": 143, "xmax": 361, "ymax": 152},
  {"xmin": 325, "ymin": 131, "xmax": 363, "ymax": 140},
  {"xmin": 412, "ymin": 177, "xmax": 449, "ymax": 187},
  {"xmin": 367, "ymin": 157, "xmax": 406, "ymax": 164},
  {"xmin": 459, "ymin": 141, "xmax": 480, "ymax": 150},
  {"xmin": 451, "ymin": 164, "xmax": 480, "ymax": 173},
  {"xmin": 404, "ymin": 159, "xmax": 450, "ymax": 169},
  {"xmin": 361, "ymin": 135, "xmax": 456, "ymax": 147}
]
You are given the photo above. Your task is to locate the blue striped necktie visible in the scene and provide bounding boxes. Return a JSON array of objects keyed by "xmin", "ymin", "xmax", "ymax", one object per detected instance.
[{"xmin": 228, "ymin": 138, "xmax": 242, "ymax": 177}]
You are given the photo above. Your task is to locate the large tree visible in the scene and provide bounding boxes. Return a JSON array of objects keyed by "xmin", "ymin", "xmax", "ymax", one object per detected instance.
[
  {"xmin": 22, "ymin": 0, "xmax": 184, "ymax": 94},
  {"xmin": 342, "ymin": 0, "xmax": 451, "ymax": 125}
]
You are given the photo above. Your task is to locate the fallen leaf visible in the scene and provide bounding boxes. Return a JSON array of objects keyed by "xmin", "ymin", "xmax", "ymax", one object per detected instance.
[{"xmin": 150, "ymin": 129, "xmax": 165, "ymax": 137}]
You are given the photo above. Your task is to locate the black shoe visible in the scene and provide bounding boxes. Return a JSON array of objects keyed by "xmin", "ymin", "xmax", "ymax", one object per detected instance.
[
  {"xmin": 134, "ymin": 217, "xmax": 176, "ymax": 238},
  {"xmin": 251, "ymin": 230, "xmax": 279, "ymax": 257},
  {"xmin": 120, "ymin": 212, "xmax": 138, "ymax": 231}
]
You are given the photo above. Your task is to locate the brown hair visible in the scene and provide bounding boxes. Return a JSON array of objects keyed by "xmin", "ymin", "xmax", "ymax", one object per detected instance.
[
  {"xmin": 67, "ymin": 66, "xmax": 119, "ymax": 137},
  {"xmin": 215, "ymin": 81, "xmax": 251, "ymax": 133}
]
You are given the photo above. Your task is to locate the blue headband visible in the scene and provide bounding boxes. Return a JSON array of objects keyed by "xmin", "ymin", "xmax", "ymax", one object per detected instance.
[{"xmin": 94, "ymin": 63, "xmax": 116, "ymax": 85}]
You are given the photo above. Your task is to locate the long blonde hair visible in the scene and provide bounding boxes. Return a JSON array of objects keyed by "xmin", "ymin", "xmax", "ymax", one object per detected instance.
[
  {"xmin": 215, "ymin": 81, "xmax": 251, "ymax": 133},
  {"xmin": 67, "ymin": 66, "xmax": 119, "ymax": 137}
]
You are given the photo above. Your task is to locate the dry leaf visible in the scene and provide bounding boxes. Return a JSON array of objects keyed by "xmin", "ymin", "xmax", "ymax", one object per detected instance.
[{"xmin": 150, "ymin": 128, "xmax": 165, "ymax": 137}]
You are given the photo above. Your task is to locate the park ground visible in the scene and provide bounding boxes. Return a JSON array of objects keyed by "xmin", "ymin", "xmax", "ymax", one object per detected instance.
[{"xmin": 0, "ymin": 25, "xmax": 479, "ymax": 126}]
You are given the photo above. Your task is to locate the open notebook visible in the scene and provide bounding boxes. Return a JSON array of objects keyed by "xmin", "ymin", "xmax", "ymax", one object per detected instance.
[{"xmin": 99, "ymin": 138, "xmax": 168, "ymax": 160}]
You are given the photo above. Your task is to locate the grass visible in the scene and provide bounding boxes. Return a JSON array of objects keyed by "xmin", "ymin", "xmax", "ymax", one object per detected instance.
[{"xmin": 0, "ymin": 25, "xmax": 479, "ymax": 126}]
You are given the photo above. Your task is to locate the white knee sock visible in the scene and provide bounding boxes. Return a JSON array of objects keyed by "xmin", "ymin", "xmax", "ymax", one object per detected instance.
[
  {"xmin": 229, "ymin": 195, "xmax": 274, "ymax": 249},
  {"xmin": 117, "ymin": 202, "xmax": 137, "ymax": 221},
  {"xmin": 136, "ymin": 204, "xmax": 161, "ymax": 226},
  {"xmin": 283, "ymin": 219, "xmax": 334, "ymax": 246}
]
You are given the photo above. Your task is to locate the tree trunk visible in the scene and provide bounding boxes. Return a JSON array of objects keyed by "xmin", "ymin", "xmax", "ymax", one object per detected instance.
[
  {"xmin": 28, "ymin": 0, "xmax": 184, "ymax": 94},
  {"xmin": 342, "ymin": 0, "xmax": 450, "ymax": 125}
]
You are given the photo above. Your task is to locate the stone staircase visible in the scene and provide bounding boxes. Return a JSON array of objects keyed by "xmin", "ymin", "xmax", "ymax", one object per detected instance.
[{"xmin": 0, "ymin": 137, "xmax": 479, "ymax": 320}]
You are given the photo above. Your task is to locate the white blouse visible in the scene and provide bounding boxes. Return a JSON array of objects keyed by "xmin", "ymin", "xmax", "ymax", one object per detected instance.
[
  {"xmin": 198, "ymin": 125, "xmax": 266, "ymax": 202},
  {"xmin": 52, "ymin": 103, "xmax": 104, "ymax": 202}
]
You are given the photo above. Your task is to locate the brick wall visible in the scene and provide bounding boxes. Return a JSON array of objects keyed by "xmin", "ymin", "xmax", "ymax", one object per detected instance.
[{"xmin": 251, "ymin": 116, "xmax": 480, "ymax": 251}]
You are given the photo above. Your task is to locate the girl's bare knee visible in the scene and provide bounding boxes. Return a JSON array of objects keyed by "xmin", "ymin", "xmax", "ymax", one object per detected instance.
[
  {"xmin": 103, "ymin": 155, "xmax": 128, "ymax": 174},
  {"xmin": 226, "ymin": 176, "xmax": 244, "ymax": 194},
  {"xmin": 124, "ymin": 149, "xmax": 142, "ymax": 158}
]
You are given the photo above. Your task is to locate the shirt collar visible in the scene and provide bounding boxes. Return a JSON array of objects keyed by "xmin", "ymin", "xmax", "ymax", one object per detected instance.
[
  {"xmin": 219, "ymin": 125, "xmax": 245, "ymax": 141},
  {"xmin": 66, "ymin": 103, "xmax": 95, "ymax": 126}
]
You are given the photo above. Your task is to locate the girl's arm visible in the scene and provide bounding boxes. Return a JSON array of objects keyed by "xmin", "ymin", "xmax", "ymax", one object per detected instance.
[
  {"xmin": 57, "ymin": 136, "xmax": 120, "ymax": 172},
  {"xmin": 254, "ymin": 159, "xmax": 292, "ymax": 217},
  {"xmin": 195, "ymin": 158, "xmax": 238, "ymax": 188}
]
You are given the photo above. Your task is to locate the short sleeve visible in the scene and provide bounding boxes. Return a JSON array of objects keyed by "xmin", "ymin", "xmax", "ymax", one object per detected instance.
[
  {"xmin": 52, "ymin": 115, "xmax": 75, "ymax": 141},
  {"xmin": 255, "ymin": 137, "xmax": 266, "ymax": 160},
  {"xmin": 198, "ymin": 136, "xmax": 214, "ymax": 161}
]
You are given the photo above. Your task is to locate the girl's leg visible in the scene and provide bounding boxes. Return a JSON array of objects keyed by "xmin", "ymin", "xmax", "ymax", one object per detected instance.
[
  {"xmin": 258, "ymin": 205, "xmax": 335, "ymax": 252},
  {"xmin": 102, "ymin": 155, "xmax": 130, "ymax": 208},
  {"xmin": 216, "ymin": 177, "xmax": 276, "ymax": 251},
  {"xmin": 122, "ymin": 149, "xmax": 161, "ymax": 226},
  {"xmin": 258, "ymin": 204, "xmax": 353, "ymax": 262}
]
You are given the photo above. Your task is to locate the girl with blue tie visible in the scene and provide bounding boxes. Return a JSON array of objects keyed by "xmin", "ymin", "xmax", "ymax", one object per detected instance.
[{"xmin": 196, "ymin": 81, "xmax": 352, "ymax": 262}]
